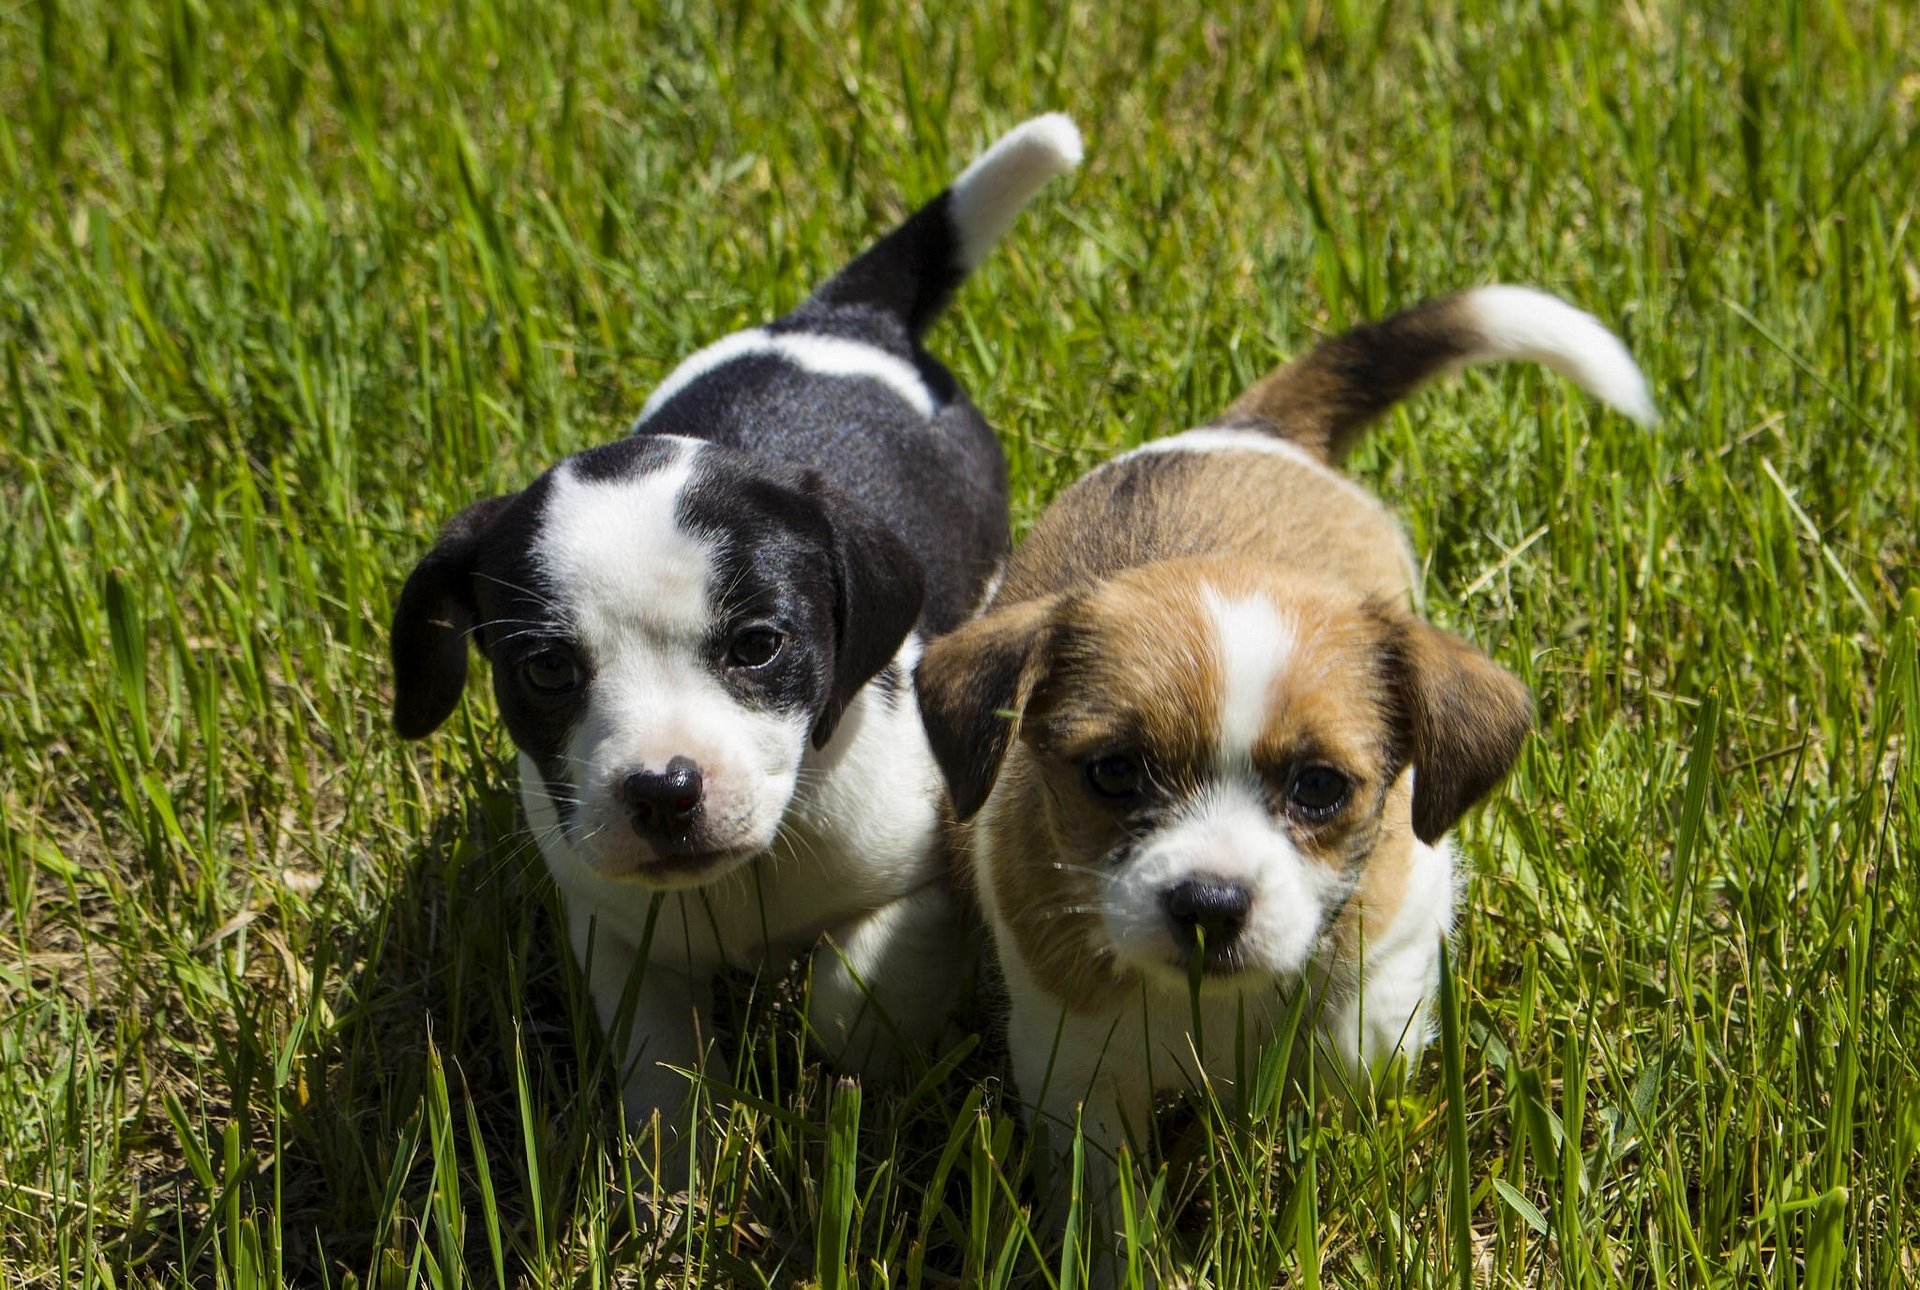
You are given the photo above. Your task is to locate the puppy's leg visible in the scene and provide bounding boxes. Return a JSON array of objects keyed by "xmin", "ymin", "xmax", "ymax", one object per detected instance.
[
  {"xmin": 807, "ymin": 881, "xmax": 968, "ymax": 1079},
  {"xmin": 1010, "ymin": 997, "xmax": 1155, "ymax": 1287},
  {"xmin": 1318, "ymin": 836, "xmax": 1456, "ymax": 1080},
  {"xmin": 568, "ymin": 907, "xmax": 729, "ymax": 1175}
]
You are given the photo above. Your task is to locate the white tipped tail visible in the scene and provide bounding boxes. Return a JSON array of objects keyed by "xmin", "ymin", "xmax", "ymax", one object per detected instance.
[
  {"xmin": 1220, "ymin": 283, "xmax": 1657, "ymax": 462},
  {"xmin": 1460, "ymin": 286, "xmax": 1658, "ymax": 426},
  {"xmin": 948, "ymin": 114, "xmax": 1084, "ymax": 272}
]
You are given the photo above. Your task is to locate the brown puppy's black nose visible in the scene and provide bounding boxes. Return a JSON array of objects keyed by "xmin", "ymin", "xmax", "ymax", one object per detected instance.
[
  {"xmin": 1164, "ymin": 878, "xmax": 1252, "ymax": 950},
  {"xmin": 622, "ymin": 756, "xmax": 703, "ymax": 836}
]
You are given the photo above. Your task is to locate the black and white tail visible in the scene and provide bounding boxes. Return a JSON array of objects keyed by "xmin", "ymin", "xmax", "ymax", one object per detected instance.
[
  {"xmin": 1218, "ymin": 286, "xmax": 1657, "ymax": 463},
  {"xmin": 790, "ymin": 114, "xmax": 1083, "ymax": 340}
]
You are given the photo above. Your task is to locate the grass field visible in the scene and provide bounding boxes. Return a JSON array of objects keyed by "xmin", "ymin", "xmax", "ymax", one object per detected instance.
[{"xmin": 3, "ymin": 0, "xmax": 1918, "ymax": 1285}]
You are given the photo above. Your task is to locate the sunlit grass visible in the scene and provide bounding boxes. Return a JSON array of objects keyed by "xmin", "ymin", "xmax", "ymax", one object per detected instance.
[{"xmin": 2, "ymin": 1, "xmax": 1916, "ymax": 1286}]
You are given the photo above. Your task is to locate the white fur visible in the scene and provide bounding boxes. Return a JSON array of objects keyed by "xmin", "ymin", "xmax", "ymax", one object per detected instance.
[
  {"xmin": 1118, "ymin": 428, "xmax": 1387, "ymax": 511},
  {"xmin": 808, "ymin": 878, "xmax": 966, "ymax": 1077},
  {"xmin": 522, "ymin": 444, "xmax": 956, "ymax": 1137},
  {"xmin": 982, "ymin": 772, "xmax": 1453, "ymax": 1256},
  {"xmin": 532, "ymin": 443, "xmax": 806, "ymax": 879},
  {"xmin": 1458, "ymin": 285, "xmax": 1658, "ymax": 425},
  {"xmin": 529, "ymin": 623, "xmax": 949, "ymax": 1119},
  {"xmin": 1319, "ymin": 833, "xmax": 1456, "ymax": 1070},
  {"xmin": 525, "ymin": 631, "xmax": 945, "ymax": 971},
  {"xmin": 527, "ymin": 632, "xmax": 953, "ymax": 1132},
  {"xmin": 1123, "ymin": 426, "xmax": 1336, "ymax": 468},
  {"xmin": 1101, "ymin": 781, "xmax": 1346, "ymax": 984},
  {"xmin": 633, "ymin": 327, "xmax": 937, "ymax": 426},
  {"xmin": 949, "ymin": 113, "xmax": 1084, "ymax": 272},
  {"xmin": 1203, "ymin": 586, "xmax": 1295, "ymax": 763},
  {"xmin": 761, "ymin": 332, "xmax": 936, "ymax": 415}
]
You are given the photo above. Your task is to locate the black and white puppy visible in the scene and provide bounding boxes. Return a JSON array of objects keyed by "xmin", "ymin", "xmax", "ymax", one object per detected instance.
[{"xmin": 390, "ymin": 115, "xmax": 1082, "ymax": 1139}]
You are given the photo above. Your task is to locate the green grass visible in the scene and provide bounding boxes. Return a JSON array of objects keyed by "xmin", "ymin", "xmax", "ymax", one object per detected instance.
[{"xmin": 3, "ymin": 0, "xmax": 1917, "ymax": 1285}]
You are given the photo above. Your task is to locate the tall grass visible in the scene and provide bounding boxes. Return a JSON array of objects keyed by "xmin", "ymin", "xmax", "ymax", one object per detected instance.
[{"xmin": 2, "ymin": 1, "xmax": 1915, "ymax": 1285}]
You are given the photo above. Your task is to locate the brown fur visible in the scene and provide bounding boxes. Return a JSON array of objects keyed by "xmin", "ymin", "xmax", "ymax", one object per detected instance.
[
  {"xmin": 971, "ymin": 562, "xmax": 1407, "ymax": 1006},
  {"xmin": 991, "ymin": 446, "xmax": 1415, "ymax": 609},
  {"xmin": 938, "ymin": 556, "xmax": 1496, "ymax": 1012},
  {"xmin": 918, "ymin": 295, "xmax": 1537, "ymax": 1009},
  {"xmin": 1219, "ymin": 292, "xmax": 1479, "ymax": 463}
]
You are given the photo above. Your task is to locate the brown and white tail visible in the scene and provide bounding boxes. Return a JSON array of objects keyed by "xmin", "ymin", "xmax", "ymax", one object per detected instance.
[{"xmin": 1218, "ymin": 286, "xmax": 1656, "ymax": 463}]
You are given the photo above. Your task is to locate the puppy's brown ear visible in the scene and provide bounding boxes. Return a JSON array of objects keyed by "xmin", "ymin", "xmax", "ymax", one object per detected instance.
[
  {"xmin": 1379, "ymin": 613, "xmax": 1533, "ymax": 843},
  {"xmin": 914, "ymin": 597, "xmax": 1060, "ymax": 820},
  {"xmin": 391, "ymin": 495, "xmax": 515, "ymax": 739}
]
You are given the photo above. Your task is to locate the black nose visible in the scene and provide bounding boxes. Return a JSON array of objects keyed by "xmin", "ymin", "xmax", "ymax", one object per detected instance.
[
  {"xmin": 1163, "ymin": 878, "xmax": 1252, "ymax": 951},
  {"xmin": 622, "ymin": 756, "xmax": 703, "ymax": 836}
]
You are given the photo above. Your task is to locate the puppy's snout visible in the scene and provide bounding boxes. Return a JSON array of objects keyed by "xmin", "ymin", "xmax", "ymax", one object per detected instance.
[
  {"xmin": 622, "ymin": 756, "xmax": 704, "ymax": 835},
  {"xmin": 1163, "ymin": 877, "xmax": 1252, "ymax": 951}
]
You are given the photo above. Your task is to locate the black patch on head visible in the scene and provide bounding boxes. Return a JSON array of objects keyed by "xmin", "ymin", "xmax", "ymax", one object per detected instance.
[
  {"xmin": 472, "ymin": 437, "xmax": 698, "ymax": 802},
  {"xmin": 674, "ymin": 447, "xmax": 925, "ymax": 749},
  {"xmin": 390, "ymin": 443, "xmax": 685, "ymax": 813},
  {"xmin": 392, "ymin": 432, "xmax": 933, "ymax": 828},
  {"xmin": 678, "ymin": 461, "xmax": 840, "ymax": 723},
  {"xmin": 458, "ymin": 477, "xmax": 592, "ymax": 804}
]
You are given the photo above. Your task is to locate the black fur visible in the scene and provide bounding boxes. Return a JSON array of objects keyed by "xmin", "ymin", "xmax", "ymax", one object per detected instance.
[
  {"xmin": 630, "ymin": 351, "xmax": 1004, "ymax": 636},
  {"xmin": 390, "ymin": 494, "xmax": 517, "ymax": 739},
  {"xmin": 785, "ymin": 191, "xmax": 966, "ymax": 341},
  {"xmin": 392, "ymin": 173, "xmax": 1013, "ymax": 758}
]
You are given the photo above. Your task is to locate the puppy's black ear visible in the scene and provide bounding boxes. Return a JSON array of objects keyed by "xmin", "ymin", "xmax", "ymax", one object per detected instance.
[
  {"xmin": 913, "ymin": 597, "xmax": 1059, "ymax": 821},
  {"xmin": 391, "ymin": 495, "xmax": 514, "ymax": 739},
  {"xmin": 813, "ymin": 495, "xmax": 927, "ymax": 749},
  {"xmin": 1377, "ymin": 611, "xmax": 1534, "ymax": 844}
]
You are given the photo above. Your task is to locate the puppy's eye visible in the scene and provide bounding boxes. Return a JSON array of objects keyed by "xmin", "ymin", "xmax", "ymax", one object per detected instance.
[
  {"xmin": 728, "ymin": 627, "xmax": 784, "ymax": 669},
  {"xmin": 522, "ymin": 650, "xmax": 583, "ymax": 695},
  {"xmin": 1288, "ymin": 765, "xmax": 1350, "ymax": 819},
  {"xmin": 1085, "ymin": 752, "xmax": 1144, "ymax": 800}
]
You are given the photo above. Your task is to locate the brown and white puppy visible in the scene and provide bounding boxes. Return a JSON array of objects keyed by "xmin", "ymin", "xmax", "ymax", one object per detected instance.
[{"xmin": 915, "ymin": 286, "xmax": 1653, "ymax": 1249}]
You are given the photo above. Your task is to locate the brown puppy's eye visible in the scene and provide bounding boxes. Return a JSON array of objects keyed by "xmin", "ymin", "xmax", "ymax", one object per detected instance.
[
  {"xmin": 1085, "ymin": 752, "xmax": 1143, "ymax": 800},
  {"xmin": 728, "ymin": 626, "xmax": 784, "ymax": 669},
  {"xmin": 522, "ymin": 650, "xmax": 583, "ymax": 695},
  {"xmin": 1288, "ymin": 765, "xmax": 1350, "ymax": 819}
]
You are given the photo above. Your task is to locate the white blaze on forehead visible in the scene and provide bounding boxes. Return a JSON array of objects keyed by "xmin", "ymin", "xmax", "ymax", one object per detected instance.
[
  {"xmin": 1202, "ymin": 586, "xmax": 1296, "ymax": 763},
  {"xmin": 529, "ymin": 439, "xmax": 815, "ymax": 868},
  {"xmin": 632, "ymin": 326, "xmax": 936, "ymax": 424},
  {"xmin": 533, "ymin": 442, "xmax": 713, "ymax": 648}
]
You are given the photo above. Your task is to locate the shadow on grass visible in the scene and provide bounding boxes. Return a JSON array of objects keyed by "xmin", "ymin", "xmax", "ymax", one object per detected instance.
[
  {"xmin": 283, "ymin": 792, "xmax": 604, "ymax": 1281},
  {"xmin": 149, "ymin": 775, "xmax": 1011, "ymax": 1288}
]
